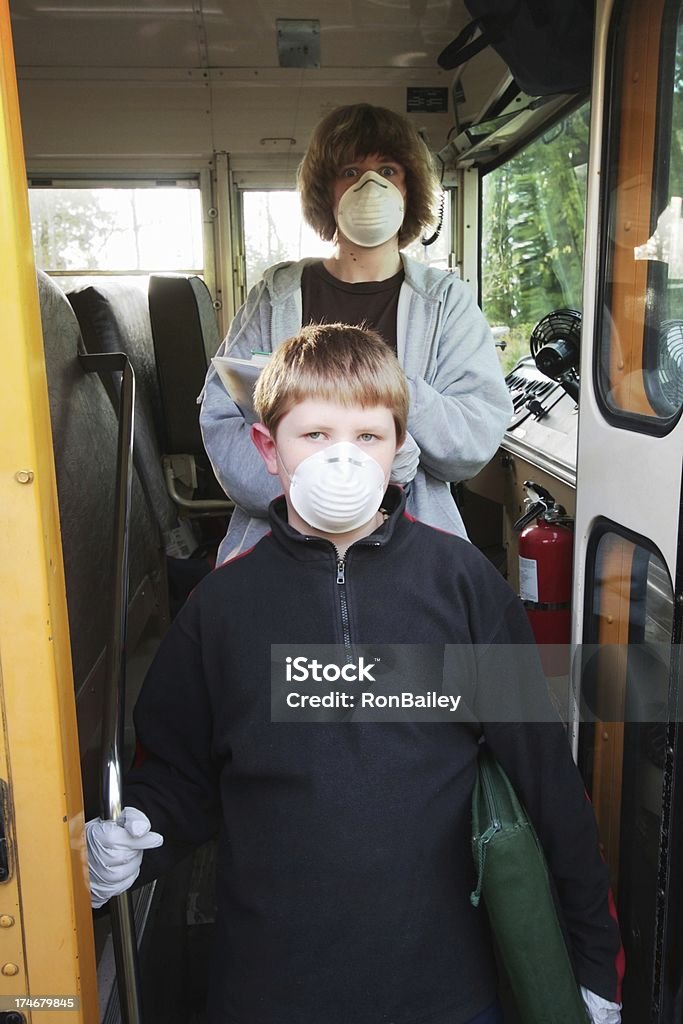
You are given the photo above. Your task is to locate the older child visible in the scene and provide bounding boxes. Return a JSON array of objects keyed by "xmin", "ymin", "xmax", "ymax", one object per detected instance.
[
  {"xmin": 88, "ymin": 325, "xmax": 621, "ymax": 1024},
  {"xmin": 199, "ymin": 103, "xmax": 512, "ymax": 563}
]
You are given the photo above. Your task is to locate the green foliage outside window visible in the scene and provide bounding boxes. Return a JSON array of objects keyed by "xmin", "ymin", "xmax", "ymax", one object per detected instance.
[
  {"xmin": 29, "ymin": 187, "xmax": 203, "ymax": 276},
  {"xmin": 482, "ymin": 104, "xmax": 590, "ymax": 373}
]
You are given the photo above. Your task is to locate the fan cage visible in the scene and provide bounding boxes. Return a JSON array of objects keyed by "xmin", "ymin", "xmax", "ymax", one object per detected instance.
[
  {"xmin": 658, "ymin": 319, "xmax": 683, "ymax": 407},
  {"xmin": 529, "ymin": 308, "xmax": 582, "ymax": 360}
]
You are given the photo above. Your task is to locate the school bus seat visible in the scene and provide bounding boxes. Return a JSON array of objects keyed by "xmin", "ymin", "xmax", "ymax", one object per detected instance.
[
  {"xmin": 67, "ymin": 281, "xmax": 194, "ymax": 540},
  {"xmin": 148, "ymin": 274, "xmax": 220, "ymax": 455},
  {"xmin": 147, "ymin": 273, "xmax": 233, "ymax": 513},
  {"xmin": 68, "ymin": 280, "xmax": 231, "ymax": 539},
  {"xmin": 38, "ymin": 271, "xmax": 168, "ymax": 817}
]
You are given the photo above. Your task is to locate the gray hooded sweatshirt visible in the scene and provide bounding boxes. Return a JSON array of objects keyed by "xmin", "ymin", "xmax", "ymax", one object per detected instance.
[{"xmin": 199, "ymin": 256, "xmax": 512, "ymax": 563}]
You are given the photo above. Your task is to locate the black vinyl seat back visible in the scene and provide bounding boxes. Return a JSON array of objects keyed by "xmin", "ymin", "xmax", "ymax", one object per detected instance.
[
  {"xmin": 68, "ymin": 281, "xmax": 180, "ymax": 536},
  {"xmin": 38, "ymin": 271, "xmax": 166, "ymax": 816},
  {"xmin": 148, "ymin": 274, "xmax": 220, "ymax": 456},
  {"xmin": 148, "ymin": 274, "xmax": 228, "ymax": 504}
]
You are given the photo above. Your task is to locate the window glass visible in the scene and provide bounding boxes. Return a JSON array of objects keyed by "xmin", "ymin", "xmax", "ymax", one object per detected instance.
[
  {"xmin": 585, "ymin": 529, "xmax": 673, "ymax": 1019},
  {"xmin": 598, "ymin": 0, "xmax": 683, "ymax": 423},
  {"xmin": 481, "ymin": 104, "xmax": 590, "ymax": 374},
  {"xmin": 29, "ymin": 186, "xmax": 204, "ymax": 283},
  {"xmin": 242, "ymin": 190, "xmax": 452, "ymax": 293},
  {"xmin": 242, "ymin": 191, "xmax": 332, "ymax": 291},
  {"xmin": 401, "ymin": 196, "xmax": 451, "ymax": 270}
]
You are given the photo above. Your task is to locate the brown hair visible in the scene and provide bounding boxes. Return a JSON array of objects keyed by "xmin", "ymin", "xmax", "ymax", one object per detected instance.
[
  {"xmin": 253, "ymin": 323, "xmax": 409, "ymax": 442},
  {"xmin": 297, "ymin": 103, "xmax": 440, "ymax": 246}
]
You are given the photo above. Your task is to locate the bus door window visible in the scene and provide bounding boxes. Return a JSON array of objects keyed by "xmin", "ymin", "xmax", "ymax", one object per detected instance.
[
  {"xmin": 582, "ymin": 527, "xmax": 673, "ymax": 1022},
  {"xmin": 599, "ymin": 0, "xmax": 683, "ymax": 425}
]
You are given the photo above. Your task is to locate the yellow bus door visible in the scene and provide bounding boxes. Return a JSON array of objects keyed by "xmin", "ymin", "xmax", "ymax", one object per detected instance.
[{"xmin": 0, "ymin": 1, "xmax": 98, "ymax": 1018}]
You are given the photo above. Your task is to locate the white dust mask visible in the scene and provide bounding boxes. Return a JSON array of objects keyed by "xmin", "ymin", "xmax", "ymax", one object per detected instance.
[
  {"xmin": 281, "ymin": 442, "xmax": 387, "ymax": 534},
  {"xmin": 336, "ymin": 170, "xmax": 405, "ymax": 248}
]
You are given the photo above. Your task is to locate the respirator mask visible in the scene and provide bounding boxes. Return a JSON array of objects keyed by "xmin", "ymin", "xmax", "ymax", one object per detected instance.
[
  {"xmin": 336, "ymin": 170, "xmax": 405, "ymax": 248},
  {"xmin": 280, "ymin": 442, "xmax": 387, "ymax": 534}
]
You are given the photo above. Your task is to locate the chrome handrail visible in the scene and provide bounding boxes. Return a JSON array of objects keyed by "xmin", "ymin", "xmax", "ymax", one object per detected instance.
[
  {"xmin": 162, "ymin": 456, "xmax": 234, "ymax": 513},
  {"xmin": 80, "ymin": 351, "xmax": 143, "ymax": 1024}
]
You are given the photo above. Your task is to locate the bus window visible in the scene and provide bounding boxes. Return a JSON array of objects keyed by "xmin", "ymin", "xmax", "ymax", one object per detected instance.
[
  {"xmin": 28, "ymin": 183, "xmax": 204, "ymax": 291},
  {"xmin": 242, "ymin": 191, "xmax": 332, "ymax": 291},
  {"xmin": 583, "ymin": 526, "xmax": 673, "ymax": 1020},
  {"xmin": 242, "ymin": 188, "xmax": 452, "ymax": 292},
  {"xmin": 481, "ymin": 103, "xmax": 590, "ymax": 373},
  {"xmin": 598, "ymin": 0, "xmax": 683, "ymax": 425}
]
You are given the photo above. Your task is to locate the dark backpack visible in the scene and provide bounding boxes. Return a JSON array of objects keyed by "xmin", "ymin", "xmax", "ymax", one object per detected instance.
[{"xmin": 437, "ymin": 0, "xmax": 594, "ymax": 97}]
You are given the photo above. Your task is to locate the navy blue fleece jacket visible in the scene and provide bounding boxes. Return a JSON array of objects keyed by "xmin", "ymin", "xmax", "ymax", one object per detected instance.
[{"xmin": 124, "ymin": 487, "xmax": 623, "ymax": 1024}]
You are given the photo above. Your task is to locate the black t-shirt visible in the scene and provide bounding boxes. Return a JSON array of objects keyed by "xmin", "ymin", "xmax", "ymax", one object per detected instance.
[{"xmin": 301, "ymin": 259, "xmax": 404, "ymax": 350}]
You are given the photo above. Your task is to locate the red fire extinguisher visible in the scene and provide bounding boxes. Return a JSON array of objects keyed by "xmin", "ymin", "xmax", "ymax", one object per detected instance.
[{"xmin": 514, "ymin": 481, "xmax": 573, "ymax": 674}]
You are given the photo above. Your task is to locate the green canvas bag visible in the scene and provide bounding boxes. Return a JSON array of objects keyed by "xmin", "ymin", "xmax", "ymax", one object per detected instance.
[{"xmin": 471, "ymin": 747, "xmax": 589, "ymax": 1023}]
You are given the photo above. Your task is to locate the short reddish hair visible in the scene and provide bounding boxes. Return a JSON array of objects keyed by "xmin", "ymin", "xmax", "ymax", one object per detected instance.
[{"xmin": 254, "ymin": 323, "xmax": 408, "ymax": 443}]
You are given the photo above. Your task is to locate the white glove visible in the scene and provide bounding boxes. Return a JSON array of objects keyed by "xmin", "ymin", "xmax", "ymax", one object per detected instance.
[
  {"xmin": 580, "ymin": 986, "xmax": 622, "ymax": 1023},
  {"xmin": 86, "ymin": 807, "xmax": 164, "ymax": 909},
  {"xmin": 390, "ymin": 432, "xmax": 421, "ymax": 485}
]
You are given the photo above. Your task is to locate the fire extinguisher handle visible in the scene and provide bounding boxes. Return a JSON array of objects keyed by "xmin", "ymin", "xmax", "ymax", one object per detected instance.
[
  {"xmin": 513, "ymin": 501, "xmax": 547, "ymax": 531},
  {"xmin": 522, "ymin": 480, "xmax": 555, "ymax": 504}
]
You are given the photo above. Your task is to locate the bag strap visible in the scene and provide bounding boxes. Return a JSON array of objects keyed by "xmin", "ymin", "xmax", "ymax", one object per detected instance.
[
  {"xmin": 470, "ymin": 748, "xmax": 529, "ymax": 907},
  {"xmin": 437, "ymin": 20, "xmax": 490, "ymax": 71},
  {"xmin": 437, "ymin": 0, "xmax": 522, "ymax": 72}
]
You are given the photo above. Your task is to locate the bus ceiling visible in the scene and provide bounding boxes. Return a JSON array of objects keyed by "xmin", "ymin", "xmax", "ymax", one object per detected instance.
[{"xmin": 8, "ymin": 0, "xmax": 592, "ymax": 181}]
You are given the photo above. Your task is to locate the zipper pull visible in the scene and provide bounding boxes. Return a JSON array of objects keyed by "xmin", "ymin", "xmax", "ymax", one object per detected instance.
[
  {"xmin": 470, "ymin": 820, "xmax": 501, "ymax": 907},
  {"xmin": 336, "ymin": 559, "xmax": 345, "ymax": 584}
]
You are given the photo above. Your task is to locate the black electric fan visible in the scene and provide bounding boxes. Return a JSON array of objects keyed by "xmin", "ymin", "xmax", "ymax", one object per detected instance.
[{"xmin": 529, "ymin": 308, "xmax": 582, "ymax": 401}]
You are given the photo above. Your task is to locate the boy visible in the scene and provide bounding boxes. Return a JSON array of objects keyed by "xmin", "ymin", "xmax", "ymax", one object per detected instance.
[{"xmin": 87, "ymin": 324, "xmax": 622, "ymax": 1024}]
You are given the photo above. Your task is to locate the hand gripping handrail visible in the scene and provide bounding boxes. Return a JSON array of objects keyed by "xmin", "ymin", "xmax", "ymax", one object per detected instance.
[{"xmin": 79, "ymin": 352, "xmax": 144, "ymax": 1024}]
